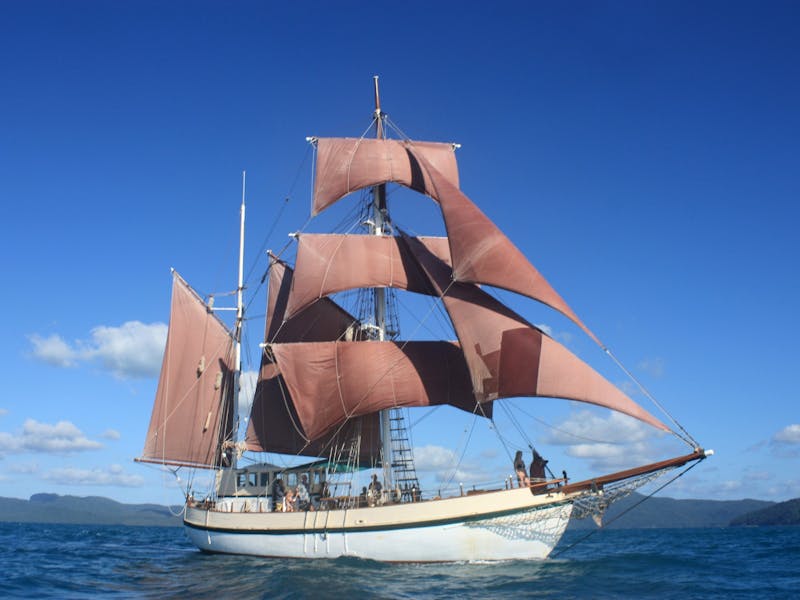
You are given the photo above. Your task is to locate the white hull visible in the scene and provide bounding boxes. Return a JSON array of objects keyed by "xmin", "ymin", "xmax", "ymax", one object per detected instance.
[{"xmin": 184, "ymin": 487, "xmax": 576, "ymax": 562}]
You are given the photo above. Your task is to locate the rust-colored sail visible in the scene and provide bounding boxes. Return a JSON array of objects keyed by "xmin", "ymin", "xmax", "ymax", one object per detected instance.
[
  {"xmin": 245, "ymin": 362, "xmax": 382, "ymax": 463},
  {"xmin": 140, "ymin": 272, "xmax": 235, "ymax": 469},
  {"xmin": 266, "ymin": 256, "xmax": 358, "ymax": 343},
  {"xmin": 312, "ymin": 138, "xmax": 459, "ymax": 215},
  {"xmin": 401, "ymin": 234, "xmax": 669, "ymax": 431},
  {"xmin": 309, "ymin": 138, "xmax": 600, "ymax": 346},
  {"xmin": 285, "ymin": 234, "xmax": 450, "ymax": 320},
  {"xmin": 405, "ymin": 146, "xmax": 603, "ymax": 347},
  {"xmin": 247, "ymin": 257, "xmax": 381, "ymax": 460},
  {"xmin": 270, "ymin": 341, "xmax": 487, "ymax": 441}
]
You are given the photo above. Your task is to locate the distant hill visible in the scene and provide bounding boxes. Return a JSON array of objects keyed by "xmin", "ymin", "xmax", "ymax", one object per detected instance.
[
  {"xmin": 0, "ymin": 494, "xmax": 182, "ymax": 527},
  {"xmin": 567, "ymin": 492, "xmax": 774, "ymax": 530},
  {"xmin": 729, "ymin": 497, "xmax": 800, "ymax": 526}
]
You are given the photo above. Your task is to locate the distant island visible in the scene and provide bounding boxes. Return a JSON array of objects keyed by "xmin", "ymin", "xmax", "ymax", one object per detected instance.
[
  {"xmin": 1, "ymin": 492, "xmax": 797, "ymax": 528},
  {"xmin": 567, "ymin": 492, "xmax": 775, "ymax": 530},
  {"xmin": 0, "ymin": 493, "xmax": 181, "ymax": 527},
  {"xmin": 729, "ymin": 497, "xmax": 800, "ymax": 527}
]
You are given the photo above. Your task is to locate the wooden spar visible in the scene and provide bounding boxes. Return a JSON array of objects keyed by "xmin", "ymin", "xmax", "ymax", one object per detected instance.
[{"xmin": 558, "ymin": 449, "xmax": 709, "ymax": 495}]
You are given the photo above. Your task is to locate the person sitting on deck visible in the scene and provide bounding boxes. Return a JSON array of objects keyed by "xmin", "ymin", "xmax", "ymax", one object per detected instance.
[
  {"xmin": 283, "ymin": 487, "xmax": 296, "ymax": 512},
  {"xmin": 296, "ymin": 474, "xmax": 314, "ymax": 511},
  {"xmin": 271, "ymin": 477, "xmax": 286, "ymax": 512},
  {"xmin": 368, "ymin": 473, "xmax": 383, "ymax": 506},
  {"xmin": 529, "ymin": 450, "xmax": 549, "ymax": 483},
  {"xmin": 514, "ymin": 450, "xmax": 529, "ymax": 488}
]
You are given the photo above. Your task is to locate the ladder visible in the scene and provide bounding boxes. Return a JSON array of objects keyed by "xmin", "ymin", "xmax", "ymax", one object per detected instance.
[{"xmin": 388, "ymin": 407, "xmax": 421, "ymax": 502}]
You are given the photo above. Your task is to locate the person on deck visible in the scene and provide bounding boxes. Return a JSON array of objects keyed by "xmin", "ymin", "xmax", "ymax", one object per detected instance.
[
  {"xmin": 283, "ymin": 487, "xmax": 296, "ymax": 512},
  {"xmin": 271, "ymin": 477, "xmax": 286, "ymax": 512},
  {"xmin": 514, "ymin": 450, "xmax": 529, "ymax": 488},
  {"xmin": 296, "ymin": 474, "xmax": 313, "ymax": 511},
  {"xmin": 530, "ymin": 451, "xmax": 549, "ymax": 482},
  {"xmin": 368, "ymin": 473, "xmax": 383, "ymax": 506}
]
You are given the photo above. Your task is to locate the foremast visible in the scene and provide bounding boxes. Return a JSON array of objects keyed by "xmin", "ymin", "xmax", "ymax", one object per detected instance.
[{"xmin": 231, "ymin": 170, "xmax": 246, "ymax": 470}]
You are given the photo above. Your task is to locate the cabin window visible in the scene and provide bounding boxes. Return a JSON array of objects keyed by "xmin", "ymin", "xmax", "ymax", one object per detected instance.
[
  {"xmin": 247, "ymin": 473, "xmax": 257, "ymax": 487},
  {"xmin": 287, "ymin": 473, "xmax": 297, "ymax": 487},
  {"xmin": 260, "ymin": 473, "xmax": 270, "ymax": 487},
  {"xmin": 237, "ymin": 473, "xmax": 247, "ymax": 488}
]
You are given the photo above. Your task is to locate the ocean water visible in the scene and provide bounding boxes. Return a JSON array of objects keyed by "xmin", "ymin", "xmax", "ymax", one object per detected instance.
[{"xmin": 0, "ymin": 523, "xmax": 797, "ymax": 599}]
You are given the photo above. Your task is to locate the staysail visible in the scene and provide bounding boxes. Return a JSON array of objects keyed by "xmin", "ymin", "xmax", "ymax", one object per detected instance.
[
  {"xmin": 401, "ymin": 233, "xmax": 668, "ymax": 430},
  {"xmin": 139, "ymin": 272, "xmax": 235, "ymax": 469}
]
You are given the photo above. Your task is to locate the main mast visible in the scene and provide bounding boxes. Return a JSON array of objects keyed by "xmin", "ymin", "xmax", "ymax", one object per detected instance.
[{"xmin": 371, "ymin": 76, "xmax": 393, "ymax": 490}]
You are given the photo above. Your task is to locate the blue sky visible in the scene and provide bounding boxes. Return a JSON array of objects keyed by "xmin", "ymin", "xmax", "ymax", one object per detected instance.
[{"xmin": 1, "ymin": 1, "xmax": 798, "ymax": 505}]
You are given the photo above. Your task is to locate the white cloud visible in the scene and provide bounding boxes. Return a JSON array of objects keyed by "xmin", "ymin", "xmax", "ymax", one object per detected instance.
[
  {"xmin": 43, "ymin": 464, "xmax": 145, "ymax": 487},
  {"xmin": 414, "ymin": 445, "xmax": 460, "ymax": 471},
  {"xmin": 28, "ymin": 321, "xmax": 167, "ymax": 379},
  {"xmin": 0, "ymin": 408, "xmax": 8, "ymax": 417},
  {"xmin": 543, "ymin": 410, "xmax": 663, "ymax": 471},
  {"xmin": 544, "ymin": 410, "xmax": 654, "ymax": 446},
  {"xmin": 535, "ymin": 323, "xmax": 573, "ymax": 345},
  {"xmin": 413, "ymin": 445, "xmax": 497, "ymax": 488},
  {"xmin": 773, "ymin": 424, "xmax": 800, "ymax": 445},
  {"xmin": 8, "ymin": 462, "xmax": 39, "ymax": 474},
  {"xmin": 770, "ymin": 424, "xmax": 800, "ymax": 458},
  {"xmin": 0, "ymin": 419, "xmax": 103, "ymax": 457},
  {"xmin": 102, "ymin": 429, "xmax": 121, "ymax": 440},
  {"xmin": 27, "ymin": 333, "xmax": 78, "ymax": 367}
]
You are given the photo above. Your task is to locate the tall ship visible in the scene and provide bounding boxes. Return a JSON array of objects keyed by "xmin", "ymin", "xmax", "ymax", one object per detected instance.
[{"xmin": 137, "ymin": 78, "xmax": 710, "ymax": 561}]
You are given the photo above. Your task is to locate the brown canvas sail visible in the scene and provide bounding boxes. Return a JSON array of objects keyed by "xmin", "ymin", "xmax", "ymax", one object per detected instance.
[
  {"xmin": 285, "ymin": 234, "xmax": 450, "ymax": 320},
  {"xmin": 265, "ymin": 256, "xmax": 358, "ymax": 343},
  {"xmin": 246, "ymin": 362, "xmax": 382, "ymax": 462},
  {"xmin": 404, "ymin": 144, "xmax": 603, "ymax": 346},
  {"xmin": 312, "ymin": 137, "xmax": 459, "ymax": 215},
  {"xmin": 140, "ymin": 272, "xmax": 235, "ymax": 469},
  {"xmin": 246, "ymin": 257, "xmax": 381, "ymax": 460},
  {"xmin": 270, "ymin": 341, "xmax": 487, "ymax": 441},
  {"xmin": 308, "ymin": 136, "xmax": 600, "ymax": 346},
  {"xmin": 400, "ymin": 234, "xmax": 669, "ymax": 431}
]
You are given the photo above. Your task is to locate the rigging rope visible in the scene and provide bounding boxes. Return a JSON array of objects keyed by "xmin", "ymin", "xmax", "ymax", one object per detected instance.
[
  {"xmin": 603, "ymin": 347, "xmax": 698, "ymax": 448},
  {"xmin": 550, "ymin": 457, "xmax": 704, "ymax": 558}
]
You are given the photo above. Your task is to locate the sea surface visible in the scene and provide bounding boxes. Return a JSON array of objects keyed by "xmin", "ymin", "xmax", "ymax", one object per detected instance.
[{"xmin": 0, "ymin": 522, "xmax": 797, "ymax": 599}]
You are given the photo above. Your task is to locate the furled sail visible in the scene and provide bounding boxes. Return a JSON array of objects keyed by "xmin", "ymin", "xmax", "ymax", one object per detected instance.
[
  {"xmin": 140, "ymin": 272, "xmax": 235, "ymax": 469},
  {"xmin": 284, "ymin": 234, "xmax": 450, "ymax": 320},
  {"xmin": 312, "ymin": 137, "xmax": 459, "ymax": 215},
  {"xmin": 401, "ymin": 234, "xmax": 668, "ymax": 431},
  {"xmin": 269, "ymin": 341, "xmax": 487, "ymax": 442},
  {"xmin": 246, "ymin": 257, "xmax": 381, "ymax": 461}
]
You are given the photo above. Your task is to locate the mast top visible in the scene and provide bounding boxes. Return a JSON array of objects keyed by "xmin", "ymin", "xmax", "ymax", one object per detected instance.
[{"xmin": 373, "ymin": 75, "xmax": 384, "ymax": 139}]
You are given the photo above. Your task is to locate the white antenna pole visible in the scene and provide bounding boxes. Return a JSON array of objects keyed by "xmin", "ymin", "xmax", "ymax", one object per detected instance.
[
  {"xmin": 231, "ymin": 170, "xmax": 246, "ymax": 469},
  {"xmin": 236, "ymin": 170, "xmax": 246, "ymax": 371}
]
